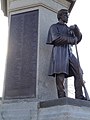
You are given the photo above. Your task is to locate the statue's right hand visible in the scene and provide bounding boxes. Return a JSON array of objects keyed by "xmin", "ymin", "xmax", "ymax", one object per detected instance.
[
  {"xmin": 68, "ymin": 37, "xmax": 78, "ymax": 45},
  {"xmin": 73, "ymin": 37, "xmax": 78, "ymax": 44}
]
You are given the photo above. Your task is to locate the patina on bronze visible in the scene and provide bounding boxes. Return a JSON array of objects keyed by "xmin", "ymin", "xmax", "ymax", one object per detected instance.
[{"xmin": 47, "ymin": 9, "xmax": 86, "ymax": 100}]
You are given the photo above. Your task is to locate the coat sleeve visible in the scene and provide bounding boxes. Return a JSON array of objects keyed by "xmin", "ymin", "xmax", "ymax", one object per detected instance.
[{"xmin": 46, "ymin": 24, "xmax": 76, "ymax": 45}]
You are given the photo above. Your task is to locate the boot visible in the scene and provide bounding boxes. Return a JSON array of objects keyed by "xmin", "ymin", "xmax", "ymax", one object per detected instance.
[
  {"xmin": 74, "ymin": 78, "xmax": 87, "ymax": 100},
  {"xmin": 57, "ymin": 89, "xmax": 66, "ymax": 98}
]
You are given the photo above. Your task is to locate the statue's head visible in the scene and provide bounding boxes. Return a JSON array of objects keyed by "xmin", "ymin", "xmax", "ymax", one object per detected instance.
[{"xmin": 57, "ymin": 9, "xmax": 69, "ymax": 23}]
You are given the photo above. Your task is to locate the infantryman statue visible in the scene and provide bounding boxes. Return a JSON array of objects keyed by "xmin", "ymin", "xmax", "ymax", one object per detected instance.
[{"xmin": 46, "ymin": 9, "xmax": 87, "ymax": 100}]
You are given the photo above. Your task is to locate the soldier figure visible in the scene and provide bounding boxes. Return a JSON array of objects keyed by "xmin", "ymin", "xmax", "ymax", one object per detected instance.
[{"xmin": 46, "ymin": 9, "xmax": 86, "ymax": 100}]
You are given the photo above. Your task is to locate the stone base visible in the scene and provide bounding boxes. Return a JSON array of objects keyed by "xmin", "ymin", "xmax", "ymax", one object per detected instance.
[
  {"xmin": 0, "ymin": 97, "xmax": 90, "ymax": 120},
  {"xmin": 39, "ymin": 97, "xmax": 90, "ymax": 120}
]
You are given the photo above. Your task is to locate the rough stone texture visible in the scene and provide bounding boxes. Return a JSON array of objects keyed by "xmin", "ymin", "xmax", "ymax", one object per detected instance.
[
  {"xmin": 39, "ymin": 105, "xmax": 90, "ymax": 120},
  {"xmin": 0, "ymin": 98, "xmax": 90, "ymax": 120},
  {"xmin": 40, "ymin": 97, "xmax": 90, "ymax": 108},
  {"xmin": 0, "ymin": 100, "xmax": 38, "ymax": 120},
  {"xmin": 39, "ymin": 97, "xmax": 90, "ymax": 120}
]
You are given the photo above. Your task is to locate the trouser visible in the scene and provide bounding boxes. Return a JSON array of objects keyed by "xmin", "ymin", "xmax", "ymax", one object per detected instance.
[
  {"xmin": 56, "ymin": 74, "xmax": 66, "ymax": 98},
  {"xmin": 56, "ymin": 54, "xmax": 83, "ymax": 98}
]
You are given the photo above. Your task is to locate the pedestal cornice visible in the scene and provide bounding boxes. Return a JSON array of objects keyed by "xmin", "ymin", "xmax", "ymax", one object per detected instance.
[{"xmin": 1, "ymin": 0, "xmax": 76, "ymax": 16}]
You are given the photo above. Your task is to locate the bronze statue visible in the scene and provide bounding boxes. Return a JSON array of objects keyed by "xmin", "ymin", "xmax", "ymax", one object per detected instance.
[{"xmin": 46, "ymin": 9, "xmax": 87, "ymax": 100}]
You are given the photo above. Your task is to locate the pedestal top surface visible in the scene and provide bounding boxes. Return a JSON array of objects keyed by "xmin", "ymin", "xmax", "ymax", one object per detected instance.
[{"xmin": 40, "ymin": 97, "xmax": 90, "ymax": 108}]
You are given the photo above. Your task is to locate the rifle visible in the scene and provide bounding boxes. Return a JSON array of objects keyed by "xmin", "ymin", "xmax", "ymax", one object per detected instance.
[{"xmin": 75, "ymin": 42, "xmax": 90, "ymax": 100}]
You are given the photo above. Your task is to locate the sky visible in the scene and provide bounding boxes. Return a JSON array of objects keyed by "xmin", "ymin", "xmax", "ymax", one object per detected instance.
[
  {"xmin": 0, "ymin": 2, "xmax": 8, "ymax": 97},
  {"xmin": 68, "ymin": 0, "xmax": 90, "ymax": 97},
  {"xmin": 0, "ymin": 0, "xmax": 90, "ymax": 98}
]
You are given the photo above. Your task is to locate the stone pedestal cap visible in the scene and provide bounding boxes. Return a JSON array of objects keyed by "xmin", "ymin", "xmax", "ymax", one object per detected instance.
[{"xmin": 1, "ymin": 0, "xmax": 76, "ymax": 16}]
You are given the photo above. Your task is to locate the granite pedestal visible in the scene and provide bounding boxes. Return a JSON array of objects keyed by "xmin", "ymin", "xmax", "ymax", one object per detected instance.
[
  {"xmin": 0, "ymin": 97, "xmax": 90, "ymax": 120},
  {"xmin": 1, "ymin": 1, "xmax": 89, "ymax": 120},
  {"xmin": 3, "ymin": 0, "xmax": 61, "ymax": 101}
]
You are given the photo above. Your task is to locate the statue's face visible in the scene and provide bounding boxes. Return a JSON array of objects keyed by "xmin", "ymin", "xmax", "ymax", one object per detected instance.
[{"xmin": 60, "ymin": 12, "xmax": 68, "ymax": 23}]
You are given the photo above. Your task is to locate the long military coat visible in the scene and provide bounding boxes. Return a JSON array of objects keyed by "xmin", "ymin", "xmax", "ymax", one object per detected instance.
[{"xmin": 46, "ymin": 22, "xmax": 81, "ymax": 77}]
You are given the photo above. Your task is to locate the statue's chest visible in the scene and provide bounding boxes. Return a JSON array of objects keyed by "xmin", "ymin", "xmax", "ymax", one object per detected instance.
[{"xmin": 57, "ymin": 25, "xmax": 69, "ymax": 35}]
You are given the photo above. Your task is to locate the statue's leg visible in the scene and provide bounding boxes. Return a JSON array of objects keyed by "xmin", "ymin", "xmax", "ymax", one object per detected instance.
[
  {"xmin": 69, "ymin": 54, "xmax": 85, "ymax": 99},
  {"xmin": 56, "ymin": 74, "xmax": 66, "ymax": 98},
  {"xmin": 74, "ymin": 76, "xmax": 83, "ymax": 99}
]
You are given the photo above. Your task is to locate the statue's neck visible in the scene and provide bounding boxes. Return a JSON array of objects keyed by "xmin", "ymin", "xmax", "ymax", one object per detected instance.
[{"xmin": 58, "ymin": 19, "xmax": 64, "ymax": 24}]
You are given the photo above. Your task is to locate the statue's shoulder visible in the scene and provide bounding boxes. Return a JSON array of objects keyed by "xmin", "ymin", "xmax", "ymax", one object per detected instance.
[{"xmin": 49, "ymin": 22, "xmax": 59, "ymax": 30}]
